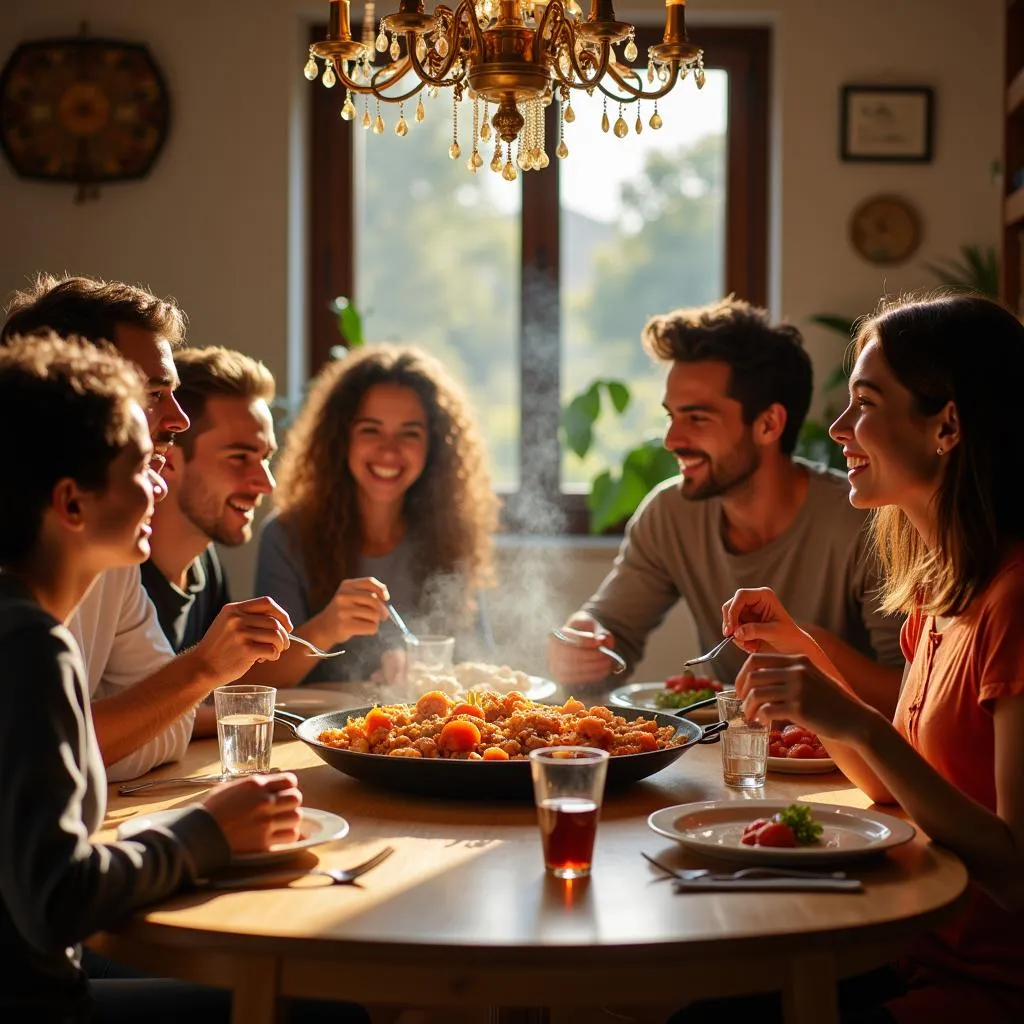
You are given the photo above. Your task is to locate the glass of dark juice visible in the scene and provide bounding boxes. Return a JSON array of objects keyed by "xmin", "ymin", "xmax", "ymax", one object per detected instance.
[{"xmin": 529, "ymin": 746, "xmax": 610, "ymax": 879}]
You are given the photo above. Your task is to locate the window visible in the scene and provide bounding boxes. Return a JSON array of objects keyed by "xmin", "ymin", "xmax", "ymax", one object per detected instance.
[{"xmin": 309, "ymin": 26, "xmax": 769, "ymax": 531}]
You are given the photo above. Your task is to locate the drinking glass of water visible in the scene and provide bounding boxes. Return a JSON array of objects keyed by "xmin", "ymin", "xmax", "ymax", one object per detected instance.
[
  {"xmin": 716, "ymin": 689, "xmax": 767, "ymax": 789},
  {"xmin": 213, "ymin": 684, "xmax": 276, "ymax": 776},
  {"xmin": 529, "ymin": 746, "xmax": 609, "ymax": 880}
]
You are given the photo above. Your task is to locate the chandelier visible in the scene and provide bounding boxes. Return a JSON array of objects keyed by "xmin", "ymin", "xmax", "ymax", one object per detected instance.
[{"xmin": 303, "ymin": 0, "xmax": 705, "ymax": 179}]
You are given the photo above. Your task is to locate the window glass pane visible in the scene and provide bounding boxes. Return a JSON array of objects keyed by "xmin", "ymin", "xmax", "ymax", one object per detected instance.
[
  {"xmin": 354, "ymin": 94, "xmax": 522, "ymax": 490},
  {"xmin": 559, "ymin": 71, "xmax": 729, "ymax": 490}
]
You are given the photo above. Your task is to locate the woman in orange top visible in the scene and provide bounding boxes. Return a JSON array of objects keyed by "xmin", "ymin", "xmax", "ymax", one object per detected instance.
[{"xmin": 683, "ymin": 294, "xmax": 1024, "ymax": 1024}]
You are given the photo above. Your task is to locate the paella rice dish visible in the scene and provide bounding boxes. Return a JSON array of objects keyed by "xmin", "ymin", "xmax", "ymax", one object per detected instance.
[{"xmin": 316, "ymin": 689, "xmax": 684, "ymax": 760}]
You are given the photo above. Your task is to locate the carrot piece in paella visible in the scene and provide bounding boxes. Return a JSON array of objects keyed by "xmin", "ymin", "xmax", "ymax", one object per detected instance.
[
  {"xmin": 449, "ymin": 702, "xmax": 485, "ymax": 720},
  {"xmin": 482, "ymin": 746, "xmax": 509, "ymax": 760},
  {"xmin": 438, "ymin": 719, "xmax": 482, "ymax": 753}
]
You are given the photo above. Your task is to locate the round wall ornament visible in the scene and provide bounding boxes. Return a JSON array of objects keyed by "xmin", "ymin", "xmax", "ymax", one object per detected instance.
[
  {"xmin": 0, "ymin": 28, "xmax": 170, "ymax": 201},
  {"xmin": 848, "ymin": 194, "xmax": 922, "ymax": 265}
]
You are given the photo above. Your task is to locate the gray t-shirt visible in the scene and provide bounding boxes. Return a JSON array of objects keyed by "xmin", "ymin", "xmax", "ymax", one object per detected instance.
[
  {"xmin": 583, "ymin": 460, "xmax": 905, "ymax": 684},
  {"xmin": 255, "ymin": 513, "xmax": 491, "ymax": 683}
]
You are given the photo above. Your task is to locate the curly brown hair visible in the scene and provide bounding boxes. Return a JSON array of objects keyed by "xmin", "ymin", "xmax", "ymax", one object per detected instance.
[{"xmin": 273, "ymin": 345, "xmax": 499, "ymax": 617}]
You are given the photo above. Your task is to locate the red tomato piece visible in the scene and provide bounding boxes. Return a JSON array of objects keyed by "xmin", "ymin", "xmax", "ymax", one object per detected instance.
[
  {"xmin": 742, "ymin": 817, "xmax": 771, "ymax": 836},
  {"xmin": 781, "ymin": 724, "xmax": 812, "ymax": 746},
  {"xmin": 786, "ymin": 743, "xmax": 819, "ymax": 759},
  {"xmin": 769, "ymin": 742, "xmax": 788, "ymax": 758},
  {"xmin": 754, "ymin": 822, "xmax": 798, "ymax": 847}
]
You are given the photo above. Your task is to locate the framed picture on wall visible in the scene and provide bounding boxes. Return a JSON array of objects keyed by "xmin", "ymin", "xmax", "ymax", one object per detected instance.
[{"xmin": 840, "ymin": 85, "xmax": 934, "ymax": 163}]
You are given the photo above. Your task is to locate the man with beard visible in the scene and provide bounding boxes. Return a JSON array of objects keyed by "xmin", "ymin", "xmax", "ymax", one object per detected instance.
[
  {"xmin": 548, "ymin": 298, "xmax": 905, "ymax": 713},
  {"xmin": 142, "ymin": 346, "xmax": 326, "ymax": 724},
  {"xmin": 1, "ymin": 276, "xmax": 293, "ymax": 780},
  {"xmin": 141, "ymin": 346, "xmax": 277, "ymax": 654}
]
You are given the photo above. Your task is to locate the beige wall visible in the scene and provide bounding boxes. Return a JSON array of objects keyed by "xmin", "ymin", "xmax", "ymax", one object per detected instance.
[{"xmin": 0, "ymin": 0, "xmax": 1003, "ymax": 680}]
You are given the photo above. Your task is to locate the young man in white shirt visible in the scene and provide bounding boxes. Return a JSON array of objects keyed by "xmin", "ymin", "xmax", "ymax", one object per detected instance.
[{"xmin": 2, "ymin": 275, "xmax": 294, "ymax": 779}]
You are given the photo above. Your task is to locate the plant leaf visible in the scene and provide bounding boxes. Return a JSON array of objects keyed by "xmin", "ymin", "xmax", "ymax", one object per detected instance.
[
  {"xmin": 561, "ymin": 390, "xmax": 599, "ymax": 458},
  {"xmin": 604, "ymin": 380, "xmax": 631, "ymax": 414},
  {"xmin": 822, "ymin": 365, "xmax": 849, "ymax": 391},
  {"xmin": 330, "ymin": 296, "xmax": 366, "ymax": 348},
  {"xmin": 808, "ymin": 314, "xmax": 856, "ymax": 338}
]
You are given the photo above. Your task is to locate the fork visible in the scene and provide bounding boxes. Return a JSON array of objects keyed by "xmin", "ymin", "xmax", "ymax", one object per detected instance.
[
  {"xmin": 203, "ymin": 846, "xmax": 395, "ymax": 890},
  {"xmin": 550, "ymin": 627, "xmax": 627, "ymax": 675},
  {"xmin": 682, "ymin": 635, "xmax": 733, "ymax": 668},
  {"xmin": 642, "ymin": 851, "xmax": 847, "ymax": 882},
  {"xmin": 288, "ymin": 633, "xmax": 346, "ymax": 659}
]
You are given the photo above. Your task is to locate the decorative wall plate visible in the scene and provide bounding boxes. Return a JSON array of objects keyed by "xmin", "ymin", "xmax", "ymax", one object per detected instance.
[
  {"xmin": 0, "ymin": 33, "xmax": 170, "ymax": 197},
  {"xmin": 849, "ymin": 194, "xmax": 922, "ymax": 265}
]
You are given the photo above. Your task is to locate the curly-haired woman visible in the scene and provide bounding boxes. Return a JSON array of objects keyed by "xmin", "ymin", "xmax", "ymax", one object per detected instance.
[{"xmin": 254, "ymin": 344, "xmax": 499, "ymax": 684}]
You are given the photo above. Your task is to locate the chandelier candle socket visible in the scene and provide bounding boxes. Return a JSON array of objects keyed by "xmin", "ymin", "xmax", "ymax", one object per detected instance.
[{"xmin": 304, "ymin": 0, "xmax": 705, "ymax": 177}]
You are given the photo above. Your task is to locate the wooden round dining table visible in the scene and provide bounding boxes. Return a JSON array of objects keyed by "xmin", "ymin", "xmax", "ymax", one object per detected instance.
[{"xmin": 91, "ymin": 723, "xmax": 968, "ymax": 1024}]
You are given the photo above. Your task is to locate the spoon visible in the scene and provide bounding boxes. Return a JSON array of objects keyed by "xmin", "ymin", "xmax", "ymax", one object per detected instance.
[{"xmin": 386, "ymin": 603, "xmax": 419, "ymax": 645}]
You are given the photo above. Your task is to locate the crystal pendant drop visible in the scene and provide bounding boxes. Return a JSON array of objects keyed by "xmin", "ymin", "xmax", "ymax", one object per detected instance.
[
  {"xmin": 435, "ymin": 36, "xmax": 449, "ymax": 57},
  {"xmin": 502, "ymin": 159, "xmax": 517, "ymax": 181},
  {"xmin": 647, "ymin": 62, "xmax": 655, "ymax": 83},
  {"xmin": 539, "ymin": 150, "xmax": 550, "ymax": 168},
  {"xmin": 303, "ymin": 57, "xmax": 318, "ymax": 81},
  {"xmin": 556, "ymin": 140, "xmax": 569, "ymax": 158},
  {"xmin": 613, "ymin": 116, "xmax": 628, "ymax": 138},
  {"xmin": 449, "ymin": 141, "xmax": 461, "ymax": 159},
  {"xmin": 362, "ymin": 108, "xmax": 371, "ymax": 129},
  {"xmin": 416, "ymin": 37, "xmax": 427, "ymax": 61},
  {"xmin": 516, "ymin": 148, "xmax": 528, "ymax": 170},
  {"xmin": 649, "ymin": 111, "xmax": 663, "ymax": 130},
  {"xmin": 564, "ymin": 104, "xmax": 575, "ymax": 124},
  {"xmin": 375, "ymin": 30, "xmax": 388, "ymax": 52},
  {"xmin": 373, "ymin": 113, "xmax": 385, "ymax": 134},
  {"xmin": 490, "ymin": 146, "xmax": 503, "ymax": 173},
  {"xmin": 657, "ymin": 65, "xmax": 669, "ymax": 83},
  {"xmin": 322, "ymin": 65, "xmax": 336, "ymax": 88},
  {"xmin": 415, "ymin": 98, "xmax": 426, "ymax": 122},
  {"xmin": 634, "ymin": 113, "xmax": 642, "ymax": 134},
  {"xmin": 341, "ymin": 95, "xmax": 357, "ymax": 121},
  {"xmin": 480, "ymin": 120, "xmax": 492, "ymax": 141},
  {"xmin": 395, "ymin": 116, "xmax": 408, "ymax": 136},
  {"xmin": 601, "ymin": 110, "xmax": 610, "ymax": 133},
  {"xmin": 695, "ymin": 67, "xmax": 706, "ymax": 89},
  {"xmin": 470, "ymin": 151, "xmax": 484, "ymax": 169},
  {"xmin": 390, "ymin": 38, "xmax": 401, "ymax": 60},
  {"xmin": 624, "ymin": 38, "xmax": 638, "ymax": 62}
]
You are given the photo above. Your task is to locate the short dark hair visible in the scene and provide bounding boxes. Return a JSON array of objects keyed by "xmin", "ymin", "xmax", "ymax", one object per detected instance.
[
  {"xmin": 2, "ymin": 273, "xmax": 186, "ymax": 348},
  {"xmin": 642, "ymin": 297, "xmax": 813, "ymax": 455},
  {"xmin": 172, "ymin": 346, "xmax": 276, "ymax": 458},
  {"xmin": 0, "ymin": 334, "xmax": 146, "ymax": 567}
]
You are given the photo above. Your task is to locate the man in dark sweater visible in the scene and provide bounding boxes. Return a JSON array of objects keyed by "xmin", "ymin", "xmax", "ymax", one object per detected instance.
[{"xmin": 0, "ymin": 335, "xmax": 303, "ymax": 1022}]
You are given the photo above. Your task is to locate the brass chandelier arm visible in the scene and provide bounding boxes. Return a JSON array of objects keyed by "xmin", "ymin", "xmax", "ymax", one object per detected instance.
[
  {"xmin": 405, "ymin": 1, "xmax": 479, "ymax": 88},
  {"xmin": 599, "ymin": 59, "xmax": 682, "ymax": 101},
  {"xmin": 560, "ymin": 37, "xmax": 612, "ymax": 90}
]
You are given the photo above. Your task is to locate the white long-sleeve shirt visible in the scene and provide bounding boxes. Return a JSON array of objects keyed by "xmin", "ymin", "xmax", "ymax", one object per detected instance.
[{"xmin": 67, "ymin": 566, "xmax": 189, "ymax": 781}]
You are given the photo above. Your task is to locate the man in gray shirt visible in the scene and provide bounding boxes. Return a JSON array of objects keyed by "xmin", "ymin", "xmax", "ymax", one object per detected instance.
[{"xmin": 549, "ymin": 298, "xmax": 904, "ymax": 715}]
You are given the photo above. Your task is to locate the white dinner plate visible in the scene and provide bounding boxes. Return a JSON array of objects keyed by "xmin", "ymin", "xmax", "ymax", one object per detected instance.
[
  {"xmin": 648, "ymin": 799, "xmax": 915, "ymax": 865},
  {"xmin": 523, "ymin": 675, "xmax": 558, "ymax": 702},
  {"xmin": 768, "ymin": 755, "xmax": 837, "ymax": 774},
  {"xmin": 118, "ymin": 807, "xmax": 350, "ymax": 864},
  {"xmin": 608, "ymin": 681, "xmax": 718, "ymax": 723}
]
